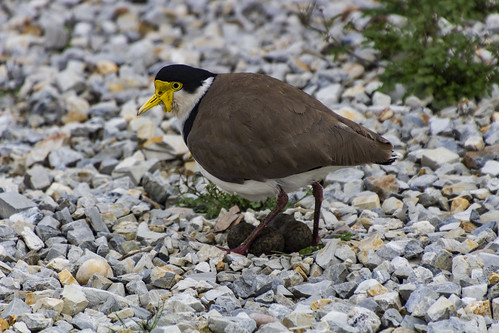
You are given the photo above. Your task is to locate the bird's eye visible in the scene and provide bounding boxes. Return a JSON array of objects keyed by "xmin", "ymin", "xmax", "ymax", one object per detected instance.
[{"xmin": 172, "ymin": 82, "xmax": 182, "ymax": 90}]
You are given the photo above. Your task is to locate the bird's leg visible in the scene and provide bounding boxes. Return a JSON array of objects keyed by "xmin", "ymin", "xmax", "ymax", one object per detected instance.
[
  {"xmin": 312, "ymin": 182, "xmax": 323, "ymax": 245},
  {"xmin": 223, "ymin": 186, "xmax": 288, "ymax": 255}
]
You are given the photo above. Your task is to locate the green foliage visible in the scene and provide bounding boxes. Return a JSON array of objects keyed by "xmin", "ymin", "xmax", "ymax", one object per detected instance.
[
  {"xmin": 363, "ymin": 0, "xmax": 499, "ymax": 107},
  {"xmin": 334, "ymin": 232, "xmax": 353, "ymax": 242},
  {"xmin": 299, "ymin": 243, "xmax": 325, "ymax": 255},
  {"xmin": 305, "ymin": 0, "xmax": 499, "ymax": 108},
  {"xmin": 177, "ymin": 178, "xmax": 277, "ymax": 219}
]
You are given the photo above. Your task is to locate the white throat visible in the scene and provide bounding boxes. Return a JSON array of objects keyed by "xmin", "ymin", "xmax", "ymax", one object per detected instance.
[{"xmin": 173, "ymin": 77, "xmax": 214, "ymax": 131}]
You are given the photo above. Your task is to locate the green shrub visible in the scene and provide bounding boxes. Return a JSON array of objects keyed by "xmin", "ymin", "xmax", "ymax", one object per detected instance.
[
  {"xmin": 177, "ymin": 178, "xmax": 277, "ymax": 219},
  {"xmin": 304, "ymin": 0, "xmax": 499, "ymax": 108},
  {"xmin": 176, "ymin": 177, "xmax": 313, "ymax": 219}
]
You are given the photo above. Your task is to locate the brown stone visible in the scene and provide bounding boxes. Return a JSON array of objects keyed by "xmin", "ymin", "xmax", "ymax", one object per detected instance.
[
  {"xmin": 464, "ymin": 300, "xmax": 491, "ymax": 317},
  {"xmin": 488, "ymin": 272, "xmax": 499, "ymax": 285},
  {"xmin": 450, "ymin": 197, "xmax": 470, "ymax": 214},
  {"xmin": 58, "ymin": 270, "xmax": 79, "ymax": 286},
  {"xmin": 0, "ymin": 318, "xmax": 9, "ymax": 331},
  {"xmin": 460, "ymin": 222, "xmax": 477, "ymax": 233},
  {"xmin": 365, "ymin": 174, "xmax": 399, "ymax": 200},
  {"xmin": 311, "ymin": 299, "xmax": 332, "ymax": 311},
  {"xmin": 463, "ymin": 144, "xmax": 499, "ymax": 169},
  {"xmin": 358, "ymin": 234, "xmax": 384, "ymax": 251}
]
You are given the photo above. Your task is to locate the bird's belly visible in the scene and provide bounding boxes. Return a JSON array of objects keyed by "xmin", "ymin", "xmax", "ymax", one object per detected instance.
[{"xmin": 197, "ymin": 164, "xmax": 344, "ymax": 201}]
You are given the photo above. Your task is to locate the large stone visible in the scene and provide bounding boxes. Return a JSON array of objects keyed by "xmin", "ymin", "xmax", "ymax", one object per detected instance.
[
  {"xmin": 85, "ymin": 207, "xmax": 110, "ymax": 233},
  {"xmin": 481, "ymin": 160, "xmax": 499, "ymax": 177},
  {"xmin": 282, "ymin": 311, "xmax": 315, "ymax": 329},
  {"xmin": 358, "ymin": 234, "xmax": 384, "ymax": 251},
  {"xmin": 315, "ymin": 239, "xmax": 340, "ymax": 269},
  {"xmin": 426, "ymin": 296, "xmax": 455, "ymax": 322},
  {"xmin": 62, "ymin": 218, "xmax": 94, "ymax": 242},
  {"xmin": 364, "ymin": 174, "xmax": 399, "ymax": 200},
  {"xmin": 17, "ymin": 313, "xmax": 52, "ymax": 331},
  {"xmin": 76, "ymin": 257, "xmax": 114, "ymax": 285},
  {"xmin": 352, "ymin": 192, "xmax": 380, "ymax": 210},
  {"xmin": 372, "ymin": 91, "xmax": 391, "ymax": 107},
  {"xmin": 463, "ymin": 144, "xmax": 499, "ymax": 169},
  {"xmin": 19, "ymin": 227, "xmax": 44, "ymax": 251},
  {"xmin": 48, "ymin": 147, "xmax": 84, "ymax": 168},
  {"xmin": 61, "ymin": 284, "xmax": 89, "ymax": 316},
  {"xmin": 405, "ymin": 286, "xmax": 439, "ymax": 317},
  {"xmin": 1, "ymin": 298, "xmax": 31, "ymax": 319},
  {"xmin": 464, "ymin": 300, "xmax": 492, "ymax": 318},
  {"xmin": 421, "ymin": 147, "xmax": 460, "ymax": 170},
  {"xmin": 24, "ymin": 165, "xmax": 51, "ymax": 190},
  {"xmin": 348, "ymin": 306, "xmax": 381, "ymax": 333},
  {"xmin": 315, "ymin": 83, "xmax": 342, "ymax": 107},
  {"xmin": 0, "ymin": 192, "xmax": 36, "ymax": 218},
  {"xmin": 136, "ymin": 222, "xmax": 166, "ymax": 245}
]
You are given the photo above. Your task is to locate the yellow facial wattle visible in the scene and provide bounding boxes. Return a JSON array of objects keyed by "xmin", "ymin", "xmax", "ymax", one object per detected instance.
[{"xmin": 137, "ymin": 80, "xmax": 183, "ymax": 115}]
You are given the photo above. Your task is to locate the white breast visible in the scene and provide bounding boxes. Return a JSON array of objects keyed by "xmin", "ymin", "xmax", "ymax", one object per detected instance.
[{"xmin": 174, "ymin": 77, "xmax": 214, "ymax": 125}]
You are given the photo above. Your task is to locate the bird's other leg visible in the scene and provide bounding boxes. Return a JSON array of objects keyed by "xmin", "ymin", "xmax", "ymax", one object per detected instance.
[
  {"xmin": 224, "ymin": 186, "xmax": 288, "ymax": 255},
  {"xmin": 312, "ymin": 182, "xmax": 323, "ymax": 245}
]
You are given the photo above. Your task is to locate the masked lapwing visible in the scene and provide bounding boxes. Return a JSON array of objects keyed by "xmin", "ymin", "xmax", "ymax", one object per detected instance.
[{"xmin": 138, "ymin": 64, "xmax": 399, "ymax": 255}]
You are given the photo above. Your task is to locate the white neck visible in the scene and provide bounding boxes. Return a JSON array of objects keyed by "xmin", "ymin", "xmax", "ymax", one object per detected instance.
[{"xmin": 173, "ymin": 77, "xmax": 214, "ymax": 130}]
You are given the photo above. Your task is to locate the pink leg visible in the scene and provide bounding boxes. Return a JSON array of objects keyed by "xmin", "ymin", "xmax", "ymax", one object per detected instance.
[
  {"xmin": 223, "ymin": 186, "xmax": 288, "ymax": 255},
  {"xmin": 312, "ymin": 182, "xmax": 323, "ymax": 245}
]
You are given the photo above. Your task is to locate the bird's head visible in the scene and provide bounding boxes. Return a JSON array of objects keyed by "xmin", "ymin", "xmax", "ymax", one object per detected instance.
[{"xmin": 138, "ymin": 64, "xmax": 215, "ymax": 116}]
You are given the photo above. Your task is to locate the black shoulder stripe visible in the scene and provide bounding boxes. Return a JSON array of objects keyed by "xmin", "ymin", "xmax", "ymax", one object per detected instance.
[
  {"xmin": 182, "ymin": 74, "xmax": 218, "ymax": 144},
  {"xmin": 182, "ymin": 99, "xmax": 201, "ymax": 144}
]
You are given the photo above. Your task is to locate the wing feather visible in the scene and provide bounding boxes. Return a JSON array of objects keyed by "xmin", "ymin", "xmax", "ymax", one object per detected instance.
[{"xmin": 187, "ymin": 73, "xmax": 393, "ymax": 183}]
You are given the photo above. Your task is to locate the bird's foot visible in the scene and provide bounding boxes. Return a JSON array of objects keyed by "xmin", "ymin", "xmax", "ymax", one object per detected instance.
[{"xmin": 216, "ymin": 245, "xmax": 249, "ymax": 255}]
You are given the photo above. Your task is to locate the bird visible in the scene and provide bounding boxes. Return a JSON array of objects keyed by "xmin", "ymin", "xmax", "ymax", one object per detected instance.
[{"xmin": 138, "ymin": 64, "xmax": 399, "ymax": 255}]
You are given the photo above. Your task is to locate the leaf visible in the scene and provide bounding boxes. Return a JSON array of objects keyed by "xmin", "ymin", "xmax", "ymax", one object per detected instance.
[
  {"xmin": 334, "ymin": 233, "xmax": 353, "ymax": 241},
  {"xmin": 299, "ymin": 243, "xmax": 325, "ymax": 255}
]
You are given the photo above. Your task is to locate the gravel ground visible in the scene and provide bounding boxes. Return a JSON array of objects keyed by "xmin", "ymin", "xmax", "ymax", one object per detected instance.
[{"xmin": 1, "ymin": 0, "xmax": 499, "ymax": 332}]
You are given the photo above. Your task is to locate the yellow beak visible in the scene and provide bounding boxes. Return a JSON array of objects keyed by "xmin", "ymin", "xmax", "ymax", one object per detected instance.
[{"xmin": 137, "ymin": 80, "xmax": 174, "ymax": 116}]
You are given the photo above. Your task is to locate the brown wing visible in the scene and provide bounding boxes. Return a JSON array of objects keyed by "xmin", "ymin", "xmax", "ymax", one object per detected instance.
[{"xmin": 187, "ymin": 73, "xmax": 393, "ymax": 183}]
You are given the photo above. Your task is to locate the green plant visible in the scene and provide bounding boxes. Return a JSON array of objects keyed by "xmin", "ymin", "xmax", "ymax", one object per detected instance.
[
  {"xmin": 334, "ymin": 232, "xmax": 353, "ymax": 241},
  {"xmin": 299, "ymin": 243, "xmax": 325, "ymax": 255},
  {"xmin": 177, "ymin": 177, "xmax": 313, "ymax": 219},
  {"xmin": 303, "ymin": 0, "xmax": 499, "ymax": 109},
  {"xmin": 177, "ymin": 177, "xmax": 277, "ymax": 219}
]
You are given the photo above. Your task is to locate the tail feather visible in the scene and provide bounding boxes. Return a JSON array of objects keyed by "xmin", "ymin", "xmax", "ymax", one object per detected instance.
[{"xmin": 378, "ymin": 151, "xmax": 402, "ymax": 165}]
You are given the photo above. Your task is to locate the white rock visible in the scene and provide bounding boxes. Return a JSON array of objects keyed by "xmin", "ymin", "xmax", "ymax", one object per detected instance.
[
  {"xmin": 355, "ymin": 279, "xmax": 387, "ymax": 296},
  {"xmin": 348, "ymin": 306, "xmax": 381, "ymax": 333},
  {"xmin": 282, "ymin": 311, "xmax": 315, "ymax": 329},
  {"xmin": 352, "ymin": 192, "xmax": 380, "ymax": 210},
  {"xmin": 316, "ymin": 238, "xmax": 340, "ymax": 269},
  {"xmin": 195, "ymin": 261, "xmax": 211, "ymax": 273},
  {"xmin": 61, "ymin": 284, "xmax": 89, "ymax": 315},
  {"xmin": 464, "ymin": 136, "xmax": 485, "ymax": 151},
  {"xmin": 481, "ymin": 160, "xmax": 499, "ymax": 176},
  {"xmin": 382, "ymin": 197, "xmax": 403, "ymax": 214},
  {"xmin": 421, "ymin": 147, "xmax": 460, "ymax": 170},
  {"xmin": 462, "ymin": 284, "xmax": 488, "ymax": 301},
  {"xmin": 486, "ymin": 13, "xmax": 499, "ymax": 32},
  {"xmin": 410, "ymin": 221, "xmax": 435, "ymax": 235},
  {"xmin": 20, "ymin": 227, "xmax": 44, "ymax": 251},
  {"xmin": 315, "ymin": 84, "xmax": 342, "ymax": 107},
  {"xmin": 426, "ymin": 296, "xmax": 455, "ymax": 322},
  {"xmin": 372, "ymin": 91, "xmax": 391, "ymax": 106},
  {"xmin": 429, "ymin": 117, "xmax": 451, "ymax": 135}
]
